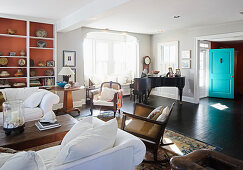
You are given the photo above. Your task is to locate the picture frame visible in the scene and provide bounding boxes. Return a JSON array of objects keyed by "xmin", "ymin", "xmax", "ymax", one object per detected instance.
[
  {"xmin": 182, "ymin": 50, "xmax": 191, "ymax": 59},
  {"xmin": 181, "ymin": 60, "xmax": 191, "ymax": 69},
  {"xmin": 63, "ymin": 50, "xmax": 76, "ymax": 67},
  {"xmin": 70, "ymin": 68, "xmax": 76, "ymax": 82},
  {"xmin": 46, "ymin": 60, "xmax": 55, "ymax": 67}
]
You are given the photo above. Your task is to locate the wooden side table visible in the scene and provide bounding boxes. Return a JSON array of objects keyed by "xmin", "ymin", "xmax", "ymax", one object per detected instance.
[{"xmin": 51, "ymin": 86, "xmax": 82, "ymax": 116}]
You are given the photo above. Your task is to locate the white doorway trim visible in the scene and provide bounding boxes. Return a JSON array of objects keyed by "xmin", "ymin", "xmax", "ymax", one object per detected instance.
[{"xmin": 194, "ymin": 31, "xmax": 243, "ymax": 103}]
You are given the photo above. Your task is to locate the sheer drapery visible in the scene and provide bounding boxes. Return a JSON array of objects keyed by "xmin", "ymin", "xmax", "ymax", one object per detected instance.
[{"xmin": 83, "ymin": 32, "xmax": 138, "ymax": 85}]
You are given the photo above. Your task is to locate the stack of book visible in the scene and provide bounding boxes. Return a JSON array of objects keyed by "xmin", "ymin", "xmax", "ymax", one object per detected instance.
[{"xmin": 35, "ymin": 121, "xmax": 61, "ymax": 131}]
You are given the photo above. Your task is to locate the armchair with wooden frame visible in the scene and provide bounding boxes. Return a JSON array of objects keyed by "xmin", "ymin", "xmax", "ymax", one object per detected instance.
[
  {"xmin": 90, "ymin": 81, "xmax": 122, "ymax": 117},
  {"xmin": 121, "ymin": 102, "xmax": 174, "ymax": 162}
]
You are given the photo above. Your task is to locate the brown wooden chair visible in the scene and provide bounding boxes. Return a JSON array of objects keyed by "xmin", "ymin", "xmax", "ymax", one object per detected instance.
[
  {"xmin": 121, "ymin": 102, "xmax": 175, "ymax": 162},
  {"xmin": 170, "ymin": 149, "xmax": 243, "ymax": 170},
  {"xmin": 90, "ymin": 81, "xmax": 122, "ymax": 117}
]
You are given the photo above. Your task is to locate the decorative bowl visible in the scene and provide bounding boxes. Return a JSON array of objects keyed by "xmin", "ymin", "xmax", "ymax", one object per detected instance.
[
  {"xmin": 36, "ymin": 29, "xmax": 47, "ymax": 38},
  {"xmin": 57, "ymin": 82, "xmax": 67, "ymax": 88},
  {"xmin": 152, "ymin": 70, "xmax": 160, "ymax": 74}
]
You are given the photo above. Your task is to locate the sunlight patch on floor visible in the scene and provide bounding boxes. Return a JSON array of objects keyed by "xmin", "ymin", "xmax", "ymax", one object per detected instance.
[{"xmin": 210, "ymin": 103, "xmax": 228, "ymax": 110}]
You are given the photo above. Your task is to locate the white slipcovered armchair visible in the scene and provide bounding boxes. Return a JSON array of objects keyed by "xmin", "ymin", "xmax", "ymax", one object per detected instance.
[{"xmin": 0, "ymin": 87, "xmax": 60, "ymax": 125}]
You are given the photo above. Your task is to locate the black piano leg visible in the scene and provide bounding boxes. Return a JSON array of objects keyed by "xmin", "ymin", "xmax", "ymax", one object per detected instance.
[{"xmin": 179, "ymin": 88, "xmax": 183, "ymax": 104}]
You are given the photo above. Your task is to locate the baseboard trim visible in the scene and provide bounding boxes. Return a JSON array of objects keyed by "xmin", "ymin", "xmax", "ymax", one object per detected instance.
[{"xmin": 152, "ymin": 91, "xmax": 197, "ymax": 104}]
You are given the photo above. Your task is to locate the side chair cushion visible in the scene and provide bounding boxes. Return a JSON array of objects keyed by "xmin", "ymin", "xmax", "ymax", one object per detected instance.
[
  {"xmin": 54, "ymin": 118, "xmax": 118, "ymax": 165},
  {"xmin": 147, "ymin": 106, "xmax": 163, "ymax": 119},
  {"xmin": 125, "ymin": 119, "xmax": 158, "ymax": 138},
  {"xmin": 100, "ymin": 87, "xmax": 116, "ymax": 101},
  {"xmin": 93, "ymin": 100, "xmax": 114, "ymax": 106}
]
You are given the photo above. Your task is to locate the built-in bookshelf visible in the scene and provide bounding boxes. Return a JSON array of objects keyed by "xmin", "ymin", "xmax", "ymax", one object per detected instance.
[{"xmin": 0, "ymin": 17, "xmax": 57, "ymax": 89}]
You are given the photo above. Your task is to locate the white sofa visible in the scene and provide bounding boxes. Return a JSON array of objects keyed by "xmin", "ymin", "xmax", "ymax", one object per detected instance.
[
  {"xmin": 0, "ymin": 117, "xmax": 146, "ymax": 170},
  {"xmin": 0, "ymin": 87, "xmax": 60, "ymax": 125}
]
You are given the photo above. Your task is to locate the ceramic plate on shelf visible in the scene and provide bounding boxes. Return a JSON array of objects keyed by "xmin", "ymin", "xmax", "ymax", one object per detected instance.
[
  {"xmin": 18, "ymin": 59, "xmax": 26, "ymax": 66},
  {"xmin": 30, "ymin": 70, "xmax": 36, "ymax": 77},
  {"xmin": 37, "ymin": 40, "xmax": 47, "ymax": 48},
  {"xmin": 35, "ymin": 29, "xmax": 47, "ymax": 38},
  {"xmin": 45, "ymin": 69, "xmax": 54, "ymax": 76},
  {"xmin": 0, "ymin": 58, "xmax": 8, "ymax": 66}
]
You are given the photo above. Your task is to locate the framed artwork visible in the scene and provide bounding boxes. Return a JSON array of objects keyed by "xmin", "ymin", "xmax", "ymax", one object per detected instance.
[
  {"xmin": 182, "ymin": 50, "xmax": 191, "ymax": 59},
  {"xmin": 70, "ymin": 68, "xmax": 76, "ymax": 82},
  {"xmin": 63, "ymin": 50, "xmax": 76, "ymax": 67},
  {"xmin": 181, "ymin": 60, "xmax": 191, "ymax": 69}
]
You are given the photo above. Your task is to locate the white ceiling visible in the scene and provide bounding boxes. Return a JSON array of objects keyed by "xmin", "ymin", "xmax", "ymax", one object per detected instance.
[
  {"xmin": 85, "ymin": 0, "xmax": 243, "ymax": 34},
  {"xmin": 1, "ymin": 0, "xmax": 243, "ymax": 34},
  {"xmin": 0, "ymin": 0, "xmax": 94, "ymax": 20}
]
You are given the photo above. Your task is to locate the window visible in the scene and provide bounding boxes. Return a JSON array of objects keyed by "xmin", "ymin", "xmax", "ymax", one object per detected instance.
[
  {"xmin": 83, "ymin": 32, "xmax": 138, "ymax": 85},
  {"xmin": 158, "ymin": 41, "xmax": 178, "ymax": 74}
]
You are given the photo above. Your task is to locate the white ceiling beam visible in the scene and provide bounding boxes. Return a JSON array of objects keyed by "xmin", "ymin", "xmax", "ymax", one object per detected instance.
[{"xmin": 56, "ymin": 0, "xmax": 131, "ymax": 32}]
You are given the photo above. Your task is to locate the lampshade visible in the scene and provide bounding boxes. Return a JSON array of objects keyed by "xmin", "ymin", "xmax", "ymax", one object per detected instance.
[{"xmin": 58, "ymin": 67, "xmax": 75, "ymax": 76}]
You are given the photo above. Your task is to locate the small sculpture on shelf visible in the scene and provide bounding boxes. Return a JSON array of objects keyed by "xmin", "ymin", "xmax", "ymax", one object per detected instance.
[
  {"xmin": 0, "ymin": 57, "xmax": 8, "ymax": 66},
  {"xmin": 7, "ymin": 29, "xmax": 16, "ymax": 35},
  {"xmin": 20, "ymin": 50, "xmax": 26, "ymax": 56},
  {"xmin": 0, "ymin": 71, "xmax": 10, "ymax": 78},
  {"xmin": 0, "ymin": 52, "xmax": 3, "ymax": 56},
  {"xmin": 46, "ymin": 61, "xmax": 55, "ymax": 67},
  {"xmin": 14, "ymin": 69, "xmax": 24, "ymax": 77},
  {"xmin": 30, "ymin": 59, "xmax": 34, "ymax": 67},
  {"xmin": 35, "ymin": 29, "xmax": 47, "ymax": 38},
  {"xmin": 37, "ymin": 61, "xmax": 46, "ymax": 67},
  {"xmin": 9, "ymin": 52, "xmax": 16, "ymax": 56}
]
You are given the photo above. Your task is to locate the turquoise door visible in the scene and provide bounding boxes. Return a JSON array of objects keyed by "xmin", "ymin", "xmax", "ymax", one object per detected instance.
[{"xmin": 209, "ymin": 49, "xmax": 234, "ymax": 99}]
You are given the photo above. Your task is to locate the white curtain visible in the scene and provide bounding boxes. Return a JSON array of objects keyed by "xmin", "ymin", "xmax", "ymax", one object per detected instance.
[{"xmin": 83, "ymin": 32, "xmax": 138, "ymax": 85}]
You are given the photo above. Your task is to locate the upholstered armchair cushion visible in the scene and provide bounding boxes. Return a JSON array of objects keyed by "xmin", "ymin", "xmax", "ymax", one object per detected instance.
[
  {"xmin": 100, "ymin": 87, "xmax": 117, "ymax": 101},
  {"xmin": 124, "ymin": 118, "xmax": 161, "ymax": 138}
]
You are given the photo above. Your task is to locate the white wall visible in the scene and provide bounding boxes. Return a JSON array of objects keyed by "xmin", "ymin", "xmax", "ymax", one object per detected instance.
[
  {"xmin": 151, "ymin": 20, "xmax": 243, "ymax": 102},
  {"xmin": 57, "ymin": 27, "xmax": 151, "ymax": 102}
]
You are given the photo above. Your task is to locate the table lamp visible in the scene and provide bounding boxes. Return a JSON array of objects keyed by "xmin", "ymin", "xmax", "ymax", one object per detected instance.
[{"xmin": 58, "ymin": 67, "xmax": 75, "ymax": 82}]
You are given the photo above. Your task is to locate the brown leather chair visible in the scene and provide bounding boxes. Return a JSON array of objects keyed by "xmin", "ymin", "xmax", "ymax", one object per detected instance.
[
  {"xmin": 170, "ymin": 149, "xmax": 243, "ymax": 170},
  {"xmin": 90, "ymin": 81, "xmax": 122, "ymax": 117},
  {"xmin": 121, "ymin": 103, "xmax": 174, "ymax": 162}
]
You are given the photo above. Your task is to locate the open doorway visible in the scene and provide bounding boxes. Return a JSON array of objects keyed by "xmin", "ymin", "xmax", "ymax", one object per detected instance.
[{"xmin": 197, "ymin": 39, "xmax": 243, "ymax": 100}]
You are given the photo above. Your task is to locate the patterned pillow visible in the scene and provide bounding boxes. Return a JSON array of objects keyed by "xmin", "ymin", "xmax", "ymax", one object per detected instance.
[
  {"xmin": 147, "ymin": 106, "xmax": 163, "ymax": 119},
  {"xmin": 157, "ymin": 106, "xmax": 170, "ymax": 122}
]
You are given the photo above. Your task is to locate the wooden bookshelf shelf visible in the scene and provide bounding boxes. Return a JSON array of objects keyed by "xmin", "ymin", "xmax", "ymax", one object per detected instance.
[
  {"xmin": 29, "ymin": 36, "xmax": 54, "ymax": 40},
  {"xmin": 0, "ymin": 67, "xmax": 27, "ymax": 68},
  {"xmin": 0, "ymin": 34, "xmax": 27, "ymax": 38},
  {"xmin": 0, "ymin": 17, "xmax": 56, "ymax": 88},
  {"xmin": 0, "ymin": 56, "xmax": 27, "ymax": 58},
  {"xmin": 30, "ymin": 76, "xmax": 55, "ymax": 78},
  {"xmin": 29, "ymin": 47, "xmax": 54, "ymax": 50},
  {"xmin": 0, "ymin": 77, "xmax": 27, "ymax": 79}
]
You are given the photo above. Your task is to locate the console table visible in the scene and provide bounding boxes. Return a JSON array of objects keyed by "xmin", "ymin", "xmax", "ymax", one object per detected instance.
[{"xmin": 52, "ymin": 86, "xmax": 83, "ymax": 116}]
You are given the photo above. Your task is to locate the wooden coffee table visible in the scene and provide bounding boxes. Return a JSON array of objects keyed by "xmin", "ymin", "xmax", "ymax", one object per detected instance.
[{"xmin": 0, "ymin": 115, "xmax": 77, "ymax": 150}]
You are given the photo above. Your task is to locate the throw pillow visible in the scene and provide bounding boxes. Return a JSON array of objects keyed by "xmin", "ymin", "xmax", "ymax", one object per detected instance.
[
  {"xmin": 55, "ymin": 118, "xmax": 118, "ymax": 165},
  {"xmin": 24, "ymin": 91, "xmax": 47, "ymax": 108},
  {"xmin": 61, "ymin": 117, "xmax": 93, "ymax": 148},
  {"xmin": 147, "ymin": 106, "xmax": 163, "ymax": 119},
  {"xmin": 100, "ymin": 87, "xmax": 116, "ymax": 101},
  {"xmin": 1, "ymin": 151, "xmax": 46, "ymax": 170},
  {"xmin": 156, "ymin": 106, "xmax": 170, "ymax": 122}
]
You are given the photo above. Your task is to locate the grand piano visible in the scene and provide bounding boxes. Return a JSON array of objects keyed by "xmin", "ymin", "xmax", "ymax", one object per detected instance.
[{"xmin": 132, "ymin": 76, "xmax": 185, "ymax": 103}]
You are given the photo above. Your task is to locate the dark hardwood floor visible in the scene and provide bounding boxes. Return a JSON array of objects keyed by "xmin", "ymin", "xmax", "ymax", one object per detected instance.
[{"xmin": 74, "ymin": 95, "xmax": 243, "ymax": 161}]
